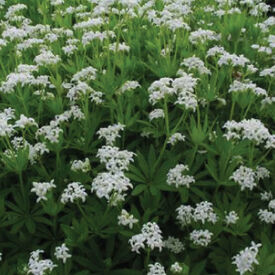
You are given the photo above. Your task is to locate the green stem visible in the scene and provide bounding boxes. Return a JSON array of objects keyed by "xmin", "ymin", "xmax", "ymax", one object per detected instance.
[
  {"xmin": 249, "ymin": 143, "xmax": 255, "ymax": 167},
  {"xmin": 144, "ymin": 248, "xmax": 151, "ymax": 270},
  {"xmin": 243, "ymin": 101, "xmax": 252, "ymax": 119},
  {"xmin": 153, "ymin": 137, "xmax": 168, "ymax": 170},
  {"xmin": 255, "ymin": 149, "xmax": 271, "ymax": 166},
  {"xmin": 229, "ymin": 100, "xmax": 235, "ymax": 120},
  {"xmin": 163, "ymin": 97, "xmax": 170, "ymax": 136}
]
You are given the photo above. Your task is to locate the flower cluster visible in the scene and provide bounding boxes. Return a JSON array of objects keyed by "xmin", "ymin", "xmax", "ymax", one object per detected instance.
[
  {"xmin": 167, "ymin": 164, "xmax": 195, "ymax": 188},
  {"xmin": 232, "ymin": 242, "xmax": 262, "ymax": 275},
  {"xmin": 118, "ymin": 209, "xmax": 138, "ymax": 229},
  {"xmin": 27, "ymin": 250, "xmax": 57, "ymax": 275},
  {"xmin": 61, "ymin": 182, "xmax": 88, "ymax": 204},
  {"xmin": 230, "ymin": 165, "xmax": 270, "ymax": 191},
  {"xmin": 176, "ymin": 201, "xmax": 218, "ymax": 226},
  {"xmin": 31, "ymin": 180, "xmax": 56, "ymax": 202},
  {"xmin": 129, "ymin": 222, "xmax": 163, "ymax": 254}
]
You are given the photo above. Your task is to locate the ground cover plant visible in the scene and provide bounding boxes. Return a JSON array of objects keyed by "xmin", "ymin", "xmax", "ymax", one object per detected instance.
[{"xmin": 0, "ymin": 0, "xmax": 274, "ymax": 274}]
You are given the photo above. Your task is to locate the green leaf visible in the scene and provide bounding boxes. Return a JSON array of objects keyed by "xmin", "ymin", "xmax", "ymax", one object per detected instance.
[{"xmin": 132, "ymin": 184, "xmax": 147, "ymax": 196}]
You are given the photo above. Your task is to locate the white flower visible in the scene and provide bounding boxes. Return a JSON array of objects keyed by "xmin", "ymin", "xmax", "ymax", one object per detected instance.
[
  {"xmin": 170, "ymin": 262, "xmax": 182, "ymax": 273},
  {"xmin": 168, "ymin": 133, "xmax": 185, "ymax": 145},
  {"xmin": 164, "ymin": 237, "xmax": 185, "ymax": 254},
  {"xmin": 260, "ymin": 191, "xmax": 273, "ymax": 201},
  {"xmin": 223, "ymin": 119, "xmax": 270, "ymax": 145},
  {"xmin": 225, "ymin": 211, "xmax": 239, "ymax": 225},
  {"xmin": 109, "ymin": 42, "xmax": 130, "ymax": 52},
  {"xmin": 260, "ymin": 65, "xmax": 275, "ymax": 77},
  {"xmin": 181, "ymin": 56, "xmax": 211, "ymax": 75},
  {"xmin": 14, "ymin": 114, "xmax": 38, "ymax": 129},
  {"xmin": 189, "ymin": 28, "xmax": 220, "ymax": 45},
  {"xmin": 61, "ymin": 182, "xmax": 87, "ymax": 204},
  {"xmin": 193, "ymin": 201, "xmax": 217, "ymax": 224},
  {"xmin": 149, "ymin": 109, "xmax": 165, "ymax": 121},
  {"xmin": 54, "ymin": 244, "xmax": 72, "ymax": 264},
  {"xmin": 91, "ymin": 171, "xmax": 133, "ymax": 200},
  {"xmin": 230, "ymin": 165, "xmax": 269, "ymax": 191},
  {"xmin": 218, "ymin": 53, "xmax": 250, "ymax": 67},
  {"xmin": 27, "ymin": 249, "xmax": 57, "ymax": 275},
  {"xmin": 230, "ymin": 166, "xmax": 256, "ymax": 191},
  {"xmin": 167, "ymin": 164, "xmax": 195, "ymax": 188},
  {"xmin": 0, "ymin": 108, "xmax": 15, "ymax": 137},
  {"xmin": 255, "ymin": 166, "xmax": 270, "ymax": 180},
  {"xmin": 176, "ymin": 205, "xmax": 194, "ymax": 226},
  {"xmin": 258, "ymin": 209, "xmax": 275, "ymax": 224},
  {"xmin": 268, "ymin": 199, "xmax": 275, "ymax": 211},
  {"xmin": 129, "ymin": 222, "xmax": 163, "ymax": 254},
  {"xmin": 232, "ymin": 242, "xmax": 262, "ymax": 275},
  {"xmin": 118, "ymin": 209, "xmax": 138, "ymax": 229},
  {"xmin": 148, "ymin": 78, "xmax": 174, "ymax": 105},
  {"xmin": 117, "ymin": 80, "xmax": 140, "ymax": 94},
  {"xmin": 228, "ymin": 80, "xmax": 267, "ymax": 97},
  {"xmin": 190, "ymin": 229, "xmax": 213, "ymax": 247},
  {"xmin": 34, "ymin": 48, "xmax": 61, "ymax": 66},
  {"xmin": 96, "ymin": 146, "xmax": 135, "ymax": 172},
  {"xmin": 71, "ymin": 158, "xmax": 91, "ymax": 173},
  {"xmin": 97, "ymin": 123, "xmax": 125, "ymax": 145},
  {"xmin": 72, "ymin": 66, "xmax": 97, "ymax": 82},
  {"xmin": 147, "ymin": 262, "xmax": 166, "ymax": 275},
  {"xmin": 31, "ymin": 180, "xmax": 56, "ymax": 202}
]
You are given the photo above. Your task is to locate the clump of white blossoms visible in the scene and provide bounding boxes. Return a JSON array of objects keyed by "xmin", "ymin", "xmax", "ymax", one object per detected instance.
[
  {"xmin": 109, "ymin": 42, "xmax": 130, "ymax": 52},
  {"xmin": 96, "ymin": 145, "xmax": 135, "ymax": 172},
  {"xmin": 27, "ymin": 249, "xmax": 57, "ymax": 275},
  {"xmin": 176, "ymin": 201, "xmax": 218, "ymax": 226},
  {"xmin": 163, "ymin": 236, "xmax": 185, "ymax": 254},
  {"xmin": 181, "ymin": 56, "xmax": 211, "ymax": 75},
  {"xmin": 218, "ymin": 52, "xmax": 250, "ymax": 67},
  {"xmin": 97, "ymin": 123, "xmax": 125, "ymax": 145},
  {"xmin": 189, "ymin": 28, "xmax": 221, "ymax": 45},
  {"xmin": 148, "ymin": 72, "xmax": 198, "ymax": 112},
  {"xmin": 228, "ymin": 80, "xmax": 267, "ymax": 97},
  {"xmin": 34, "ymin": 48, "xmax": 61, "ymax": 66},
  {"xmin": 167, "ymin": 164, "xmax": 195, "ymax": 188},
  {"xmin": 260, "ymin": 191, "xmax": 273, "ymax": 201},
  {"xmin": 232, "ymin": 242, "xmax": 262, "ymax": 275},
  {"xmin": 223, "ymin": 118, "xmax": 271, "ymax": 146},
  {"xmin": 71, "ymin": 158, "xmax": 91, "ymax": 173},
  {"xmin": 225, "ymin": 211, "xmax": 239, "ymax": 225},
  {"xmin": 176, "ymin": 205, "xmax": 194, "ymax": 226},
  {"xmin": 92, "ymin": 145, "xmax": 135, "ymax": 202},
  {"xmin": 54, "ymin": 243, "xmax": 72, "ymax": 264},
  {"xmin": 14, "ymin": 114, "xmax": 38, "ymax": 129},
  {"xmin": 168, "ymin": 133, "xmax": 185, "ymax": 145},
  {"xmin": 170, "ymin": 262, "xmax": 182, "ymax": 273},
  {"xmin": 117, "ymin": 80, "xmax": 140, "ymax": 94},
  {"xmin": 258, "ymin": 209, "xmax": 275, "ymax": 224},
  {"xmin": 91, "ymin": 171, "xmax": 132, "ymax": 200},
  {"xmin": 190, "ymin": 229, "xmax": 213, "ymax": 247},
  {"xmin": 258, "ymin": 199, "xmax": 275, "ymax": 224},
  {"xmin": 230, "ymin": 165, "xmax": 270, "ymax": 191},
  {"xmin": 149, "ymin": 109, "xmax": 165, "ymax": 121},
  {"xmin": 71, "ymin": 66, "xmax": 97, "ymax": 82},
  {"xmin": 147, "ymin": 262, "xmax": 166, "ymax": 275},
  {"xmin": 31, "ymin": 180, "xmax": 56, "ymax": 202},
  {"xmin": 0, "ymin": 108, "xmax": 15, "ymax": 137},
  {"xmin": 193, "ymin": 201, "xmax": 218, "ymax": 224},
  {"xmin": 129, "ymin": 222, "xmax": 163, "ymax": 254},
  {"xmin": 117, "ymin": 209, "xmax": 138, "ymax": 229},
  {"xmin": 61, "ymin": 182, "xmax": 87, "ymax": 204}
]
